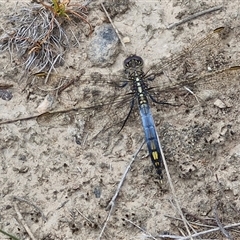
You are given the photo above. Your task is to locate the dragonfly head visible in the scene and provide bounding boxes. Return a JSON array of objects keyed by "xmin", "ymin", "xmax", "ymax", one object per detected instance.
[
  {"xmin": 124, "ymin": 55, "xmax": 143, "ymax": 69},
  {"xmin": 124, "ymin": 55, "xmax": 144, "ymax": 79}
]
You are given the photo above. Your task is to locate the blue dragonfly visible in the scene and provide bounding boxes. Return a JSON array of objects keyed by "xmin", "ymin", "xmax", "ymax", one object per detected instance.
[
  {"xmin": 122, "ymin": 55, "xmax": 169, "ymax": 178},
  {"xmin": 1, "ymin": 27, "xmax": 239, "ymax": 179}
]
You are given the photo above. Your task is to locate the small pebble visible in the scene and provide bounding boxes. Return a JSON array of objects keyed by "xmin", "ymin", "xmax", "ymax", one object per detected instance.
[
  {"xmin": 93, "ymin": 186, "xmax": 101, "ymax": 198},
  {"xmin": 36, "ymin": 94, "xmax": 54, "ymax": 114},
  {"xmin": 122, "ymin": 36, "xmax": 131, "ymax": 43},
  {"xmin": 0, "ymin": 89, "xmax": 13, "ymax": 101},
  {"xmin": 214, "ymin": 99, "xmax": 227, "ymax": 109}
]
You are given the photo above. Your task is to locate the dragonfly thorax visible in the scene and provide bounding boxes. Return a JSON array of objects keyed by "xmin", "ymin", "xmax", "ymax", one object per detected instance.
[{"xmin": 134, "ymin": 76, "xmax": 149, "ymax": 106}]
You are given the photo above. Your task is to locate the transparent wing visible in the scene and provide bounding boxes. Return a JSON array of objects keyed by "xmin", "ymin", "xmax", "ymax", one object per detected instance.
[
  {"xmin": 139, "ymin": 27, "xmax": 240, "ymax": 108},
  {"xmin": 35, "ymin": 71, "xmax": 139, "ymax": 137},
  {"xmin": 32, "ymin": 27, "xmax": 240, "ymax": 150}
]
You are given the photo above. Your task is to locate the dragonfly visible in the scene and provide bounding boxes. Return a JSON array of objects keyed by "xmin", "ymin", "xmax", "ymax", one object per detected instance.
[
  {"xmin": 122, "ymin": 55, "xmax": 167, "ymax": 178},
  {"xmin": 1, "ymin": 27, "xmax": 240, "ymax": 178}
]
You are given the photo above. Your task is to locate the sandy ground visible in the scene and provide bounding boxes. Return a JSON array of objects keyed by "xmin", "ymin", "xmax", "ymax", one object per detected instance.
[{"xmin": 1, "ymin": 0, "xmax": 240, "ymax": 239}]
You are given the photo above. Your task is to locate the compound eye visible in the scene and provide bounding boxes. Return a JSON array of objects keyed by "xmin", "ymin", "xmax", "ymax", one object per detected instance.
[
  {"xmin": 136, "ymin": 59, "xmax": 143, "ymax": 66},
  {"xmin": 124, "ymin": 62, "xmax": 130, "ymax": 68},
  {"xmin": 133, "ymin": 56, "xmax": 143, "ymax": 66},
  {"xmin": 123, "ymin": 58, "xmax": 132, "ymax": 68}
]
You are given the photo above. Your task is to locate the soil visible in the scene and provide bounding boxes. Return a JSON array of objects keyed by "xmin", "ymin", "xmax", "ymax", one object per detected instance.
[{"xmin": 1, "ymin": 0, "xmax": 240, "ymax": 239}]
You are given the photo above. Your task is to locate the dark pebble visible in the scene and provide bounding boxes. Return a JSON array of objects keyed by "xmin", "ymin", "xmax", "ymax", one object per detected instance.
[{"xmin": 88, "ymin": 24, "xmax": 119, "ymax": 67}]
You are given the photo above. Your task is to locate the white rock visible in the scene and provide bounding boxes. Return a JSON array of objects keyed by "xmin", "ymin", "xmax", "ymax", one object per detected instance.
[
  {"xmin": 36, "ymin": 94, "xmax": 54, "ymax": 114},
  {"xmin": 214, "ymin": 99, "xmax": 227, "ymax": 109}
]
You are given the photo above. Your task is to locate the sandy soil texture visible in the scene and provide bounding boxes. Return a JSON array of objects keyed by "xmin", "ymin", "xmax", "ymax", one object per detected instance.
[{"xmin": 1, "ymin": 0, "xmax": 240, "ymax": 239}]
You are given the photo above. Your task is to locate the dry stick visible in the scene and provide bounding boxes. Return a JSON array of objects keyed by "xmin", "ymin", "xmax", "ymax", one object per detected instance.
[
  {"xmin": 13, "ymin": 202, "xmax": 37, "ymax": 240},
  {"xmin": 97, "ymin": 140, "xmax": 145, "ymax": 240},
  {"xmin": 45, "ymin": 54, "xmax": 62, "ymax": 84},
  {"xmin": 75, "ymin": 208, "xmax": 104, "ymax": 235},
  {"xmin": 0, "ymin": 229, "xmax": 19, "ymax": 240},
  {"xmin": 56, "ymin": 200, "xmax": 69, "ymax": 210},
  {"xmin": 178, "ymin": 228, "xmax": 186, "ymax": 237},
  {"xmin": 0, "ymin": 107, "xmax": 79, "ymax": 125},
  {"xmin": 0, "ymin": 113, "xmax": 42, "ymax": 125},
  {"xmin": 179, "ymin": 223, "xmax": 240, "ymax": 240},
  {"xmin": 183, "ymin": 86, "xmax": 200, "ymax": 103},
  {"xmin": 168, "ymin": 198, "xmax": 197, "ymax": 236},
  {"xmin": 76, "ymin": 208, "xmax": 96, "ymax": 226},
  {"xmin": 70, "ymin": 28, "xmax": 81, "ymax": 48},
  {"xmin": 97, "ymin": 202, "xmax": 114, "ymax": 240},
  {"xmin": 123, "ymin": 218, "xmax": 158, "ymax": 240},
  {"xmin": 159, "ymin": 141, "xmax": 193, "ymax": 239},
  {"xmin": 13, "ymin": 196, "xmax": 47, "ymax": 222},
  {"xmin": 215, "ymin": 174, "xmax": 240, "ymax": 215},
  {"xmin": 100, "ymin": 3, "xmax": 126, "ymax": 49},
  {"xmin": 167, "ymin": 6, "xmax": 223, "ymax": 29},
  {"xmin": 106, "ymin": 139, "xmax": 145, "ymax": 210},
  {"xmin": 158, "ymin": 222, "xmax": 240, "ymax": 239},
  {"xmin": 165, "ymin": 214, "xmax": 217, "ymax": 229},
  {"xmin": 181, "ymin": 208, "xmax": 215, "ymax": 225},
  {"xmin": 37, "ymin": 79, "xmax": 65, "ymax": 92},
  {"xmin": 214, "ymin": 203, "xmax": 233, "ymax": 240}
]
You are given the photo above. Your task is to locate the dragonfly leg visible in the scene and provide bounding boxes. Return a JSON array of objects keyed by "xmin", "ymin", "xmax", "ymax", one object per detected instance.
[
  {"xmin": 118, "ymin": 97, "xmax": 135, "ymax": 133},
  {"xmin": 144, "ymin": 72, "xmax": 155, "ymax": 81},
  {"xmin": 148, "ymin": 93, "xmax": 180, "ymax": 106}
]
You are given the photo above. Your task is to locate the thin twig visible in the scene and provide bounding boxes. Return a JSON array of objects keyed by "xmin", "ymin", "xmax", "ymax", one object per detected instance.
[
  {"xmin": 45, "ymin": 54, "xmax": 62, "ymax": 84},
  {"xmin": 70, "ymin": 28, "xmax": 81, "ymax": 48},
  {"xmin": 0, "ymin": 106, "xmax": 80, "ymax": 125},
  {"xmin": 0, "ymin": 113, "xmax": 41, "ymax": 125},
  {"xmin": 181, "ymin": 208, "xmax": 216, "ymax": 226},
  {"xmin": 100, "ymin": 3, "xmax": 126, "ymax": 49},
  {"xmin": 183, "ymin": 86, "xmax": 200, "ymax": 103},
  {"xmin": 13, "ymin": 202, "xmax": 37, "ymax": 240},
  {"xmin": 106, "ymin": 139, "xmax": 145, "ymax": 211},
  {"xmin": 37, "ymin": 81, "xmax": 65, "ymax": 92},
  {"xmin": 214, "ymin": 203, "xmax": 233, "ymax": 240},
  {"xmin": 168, "ymin": 198, "xmax": 198, "ymax": 236},
  {"xmin": 158, "ymin": 222, "xmax": 240, "ymax": 239},
  {"xmin": 56, "ymin": 200, "xmax": 69, "ymax": 210},
  {"xmin": 165, "ymin": 214, "xmax": 216, "ymax": 229},
  {"xmin": 215, "ymin": 174, "xmax": 240, "ymax": 214},
  {"xmin": 123, "ymin": 218, "xmax": 158, "ymax": 240},
  {"xmin": 13, "ymin": 196, "xmax": 47, "ymax": 222},
  {"xmin": 75, "ymin": 208, "xmax": 96, "ymax": 226},
  {"xmin": 158, "ymin": 135, "xmax": 193, "ymax": 239},
  {"xmin": 0, "ymin": 229, "xmax": 20, "ymax": 240},
  {"xmin": 181, "ymin": 223, "xmax": 240, "ymax": 240},
  {"xmin": 167, "ymin": 6, "xmax": 223, "ymax": 29},
  {"xmin": 75, "ymin": 207, "xmax": 105, "ymax": 234},
  {"xmin": 97, "ymin": 140, "xmax": 145, "ymax": 240},
  {"xmin": 56, "ymin": 76, "xmax": 78, "ymax": 95},
  {"xmin": 97, "ymin": 199, "xmax": 114, "ymax": 240}
]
